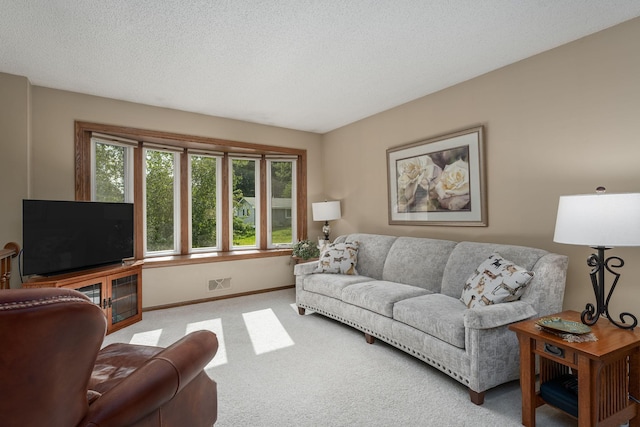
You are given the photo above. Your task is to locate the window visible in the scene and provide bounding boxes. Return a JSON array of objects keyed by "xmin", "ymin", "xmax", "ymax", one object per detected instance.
[
  {"xmin": 144, "ymin": 148, "xmax": 180, "ymax": 255},
  {"xmin": 190, "ymin": 153, "xmax": 220, "ymax": 251},
  {"xmin": 231, "ymin": 158, "xmax": 258, "ymax": 248},
  {"xmin": 77, "ymin": 121, "xmax": 307, "ymax": 263},
  {"xmin": 91, "ymin": 138, "xmax": 134, "ymax": 203},
  {"xmin": 268, "ymin": 159, "xmax": 296, "ymax": 247}
]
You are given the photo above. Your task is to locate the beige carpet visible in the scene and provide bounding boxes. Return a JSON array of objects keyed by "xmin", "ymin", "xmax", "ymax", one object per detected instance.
[{"xmin": 103, "ymin": 288, "xmax": 578, "ymax": 426}]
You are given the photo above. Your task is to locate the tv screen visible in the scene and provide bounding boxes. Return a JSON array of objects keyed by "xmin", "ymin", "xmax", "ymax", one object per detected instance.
[{"xmin": 23, "ymin": 199, "xmax": 134, "ymax": 276}]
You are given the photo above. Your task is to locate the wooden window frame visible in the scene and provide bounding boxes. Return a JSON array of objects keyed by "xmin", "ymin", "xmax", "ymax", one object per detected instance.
[{"xmin": 75, "ymin": 121, "xmax": 307, "ymax": 267}]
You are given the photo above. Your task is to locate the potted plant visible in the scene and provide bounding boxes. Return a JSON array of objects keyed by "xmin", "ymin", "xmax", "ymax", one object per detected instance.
[{"xmin": 292, "ymin": 239, "xmax": 320, "ymax": 260}]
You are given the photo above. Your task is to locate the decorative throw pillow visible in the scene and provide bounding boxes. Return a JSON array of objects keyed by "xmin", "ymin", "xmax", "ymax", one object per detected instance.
[
  {"xmin": 313, "ymin": 241, "xmax": 359, "ymax": 275},
  {"xmin": 460, "ymin": 253, "xmax": 534, "ymax": 308}
]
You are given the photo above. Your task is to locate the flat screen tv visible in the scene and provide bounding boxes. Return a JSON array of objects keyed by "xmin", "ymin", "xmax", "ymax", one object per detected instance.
[{"xmin": 23, "ymin": 199, "xmax": 134, "ymax": 276}]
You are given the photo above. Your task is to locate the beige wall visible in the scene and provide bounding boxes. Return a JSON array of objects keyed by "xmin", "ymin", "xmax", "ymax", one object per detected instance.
[
  {"xmin": 29, "ymin": 87, "xmax": 324, "ymax": 201},
  {"xmin": 3, "ymin": 17, "xmax": 640, "ymax": 314},
  {"xmin": 143, "ymin": 256, "xmax": 296, "ymax": 308},
  {"xmin": 323, "ymin": 17, "xmax": 640, "ymax": 316},
  {"xmin": 2, "ymin": 83, "xmax": 324, "ymax": 306},
  {"xmin": 0, "ymin": 73, "xmax": 30, "ymax": 288}
]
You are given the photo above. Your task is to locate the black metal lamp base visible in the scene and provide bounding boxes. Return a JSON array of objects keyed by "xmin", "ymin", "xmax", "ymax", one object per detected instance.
[{"xmin": 581, "ymin": 246, "xmax": 637, "ymax": 330}]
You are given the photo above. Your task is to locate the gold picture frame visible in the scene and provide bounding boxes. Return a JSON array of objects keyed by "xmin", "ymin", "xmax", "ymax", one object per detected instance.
[{"xmin": 387, "ymin": 125, "xmax": 486, "ymax": 226}]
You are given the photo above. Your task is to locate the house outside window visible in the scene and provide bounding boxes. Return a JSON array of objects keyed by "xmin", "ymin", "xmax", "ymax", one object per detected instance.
[
  {"xmin": 268, "ymin": 159, "xmax": 296, "ymax": 247},
  {"xmin": 231, "ymin": 158, "xmax": 258, "ymax": 248}
]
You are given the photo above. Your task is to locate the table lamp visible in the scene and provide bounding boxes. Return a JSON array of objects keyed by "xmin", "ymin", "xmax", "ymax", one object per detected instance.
[
  {"xmin": 312, "ymin": 201, "xmax": 341, "ymax": 241},
  {"xmin": 553, "ymin": 187, "xmax": 640, "ymax": 329}
]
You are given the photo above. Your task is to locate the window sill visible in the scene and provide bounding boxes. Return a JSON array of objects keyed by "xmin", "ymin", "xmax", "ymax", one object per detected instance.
[{"xmin": 141, "ymin": 248, "xmax": 293, "ymax": 269}]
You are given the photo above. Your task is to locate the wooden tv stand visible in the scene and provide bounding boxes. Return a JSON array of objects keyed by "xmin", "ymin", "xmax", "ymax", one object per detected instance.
[{"xmin": 23, "ymin": 261, "xmax": 142, "ymax": 334}]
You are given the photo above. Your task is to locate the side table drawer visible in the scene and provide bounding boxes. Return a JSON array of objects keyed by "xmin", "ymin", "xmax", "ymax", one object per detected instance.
[{"xmin": 535, "ymin": 339, "xmax": 577, "ymax": 368}]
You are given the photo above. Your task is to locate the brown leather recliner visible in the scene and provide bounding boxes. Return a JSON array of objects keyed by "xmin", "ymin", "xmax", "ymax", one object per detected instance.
[{"xmin": 0, "ymin": 287, "xmax": 218, "ymax": 427}]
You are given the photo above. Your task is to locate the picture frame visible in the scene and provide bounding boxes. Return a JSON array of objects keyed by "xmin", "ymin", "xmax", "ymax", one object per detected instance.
[{"xmin": 387, "ymin": 125, "xmax": 486, "ymax": 226}]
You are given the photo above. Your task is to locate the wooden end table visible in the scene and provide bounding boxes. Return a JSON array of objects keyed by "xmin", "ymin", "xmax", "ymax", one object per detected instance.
[{"xmin": 509, "ymin": 310, "xmax": 640, "ymax": 427}]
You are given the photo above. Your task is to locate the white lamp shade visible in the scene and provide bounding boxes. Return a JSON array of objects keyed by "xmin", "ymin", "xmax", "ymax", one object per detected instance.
[
  {"xmin": 312, "ymin": 201, "xmax": 341, "ymax": 221},
  {"xmin": 553, "ymin": 192, "xmax": 640, "ymax": 247}
]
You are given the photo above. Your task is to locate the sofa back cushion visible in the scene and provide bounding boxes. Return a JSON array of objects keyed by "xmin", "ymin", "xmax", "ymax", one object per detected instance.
[
  {"xmin": 382, "ymin": 236, "xmax": 457, "ymax": 292},
  {"xmin": 336, "ymin": 234, "xmax": 397, "ymax": 280},
  {"xmin": 441, "ymin": 241, "xmax": 547, "ymax": 299}
]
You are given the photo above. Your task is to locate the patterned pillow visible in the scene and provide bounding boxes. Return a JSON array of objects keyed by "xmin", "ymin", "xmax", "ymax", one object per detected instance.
[
  {"xmin": 313, "ymin": 241, "xmax": 359, "ymax": 275},
  {"xmin": 460, "ymin": 253, "xmax": 534, "ymax": 308}
]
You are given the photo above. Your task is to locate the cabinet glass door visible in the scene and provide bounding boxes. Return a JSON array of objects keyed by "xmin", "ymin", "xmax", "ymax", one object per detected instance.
[
  {"xmin": 110, "ymin": 273, "xmax": 139, "ymax": 325},
  {"xmin": 75, "ymin": 282, "xmax": 103, "ymax": 307}
]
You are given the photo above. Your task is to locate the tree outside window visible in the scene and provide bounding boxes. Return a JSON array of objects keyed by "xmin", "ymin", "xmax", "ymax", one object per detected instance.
[
  {"xmin": 145, "ymin": 149, "xmax": 178, "ymax": 253},
  {"xmin": 191, "ymin": 154, "xmax": 218, "ymax": 250},
  {"xmin": 94, "ymin": 141, "xmax": 128, "ymax": 203}
]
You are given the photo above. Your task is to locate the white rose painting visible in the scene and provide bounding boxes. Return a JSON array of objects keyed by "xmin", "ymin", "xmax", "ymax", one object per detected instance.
[
  {"xmin": 387, "ymin": 126, "xmax": 486, "ymax": 226},
  {"xmin": 396, "ymin": 147, "xmax": 470, "ymax": 213}
]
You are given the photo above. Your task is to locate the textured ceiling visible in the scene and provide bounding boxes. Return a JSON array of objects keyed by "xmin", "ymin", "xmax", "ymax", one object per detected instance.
[{"xmin": 2, "ymin": 1, "xmax": 640, "ymax": 133}]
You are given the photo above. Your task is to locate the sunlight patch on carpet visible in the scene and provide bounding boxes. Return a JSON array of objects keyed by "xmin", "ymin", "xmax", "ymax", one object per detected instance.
[
  {"xmin": 130, "ymin": 329, "xmax": 162, "ymax": 346},
  {"xmin": 187, "ymin": 318, "xmax": 227, "ymax": 367},
  {"xmin": 243, "ymin": 308, "xmax": 294, "ymax": 355}
]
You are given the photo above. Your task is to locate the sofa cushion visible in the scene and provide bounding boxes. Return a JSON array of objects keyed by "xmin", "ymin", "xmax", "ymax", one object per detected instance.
[
  {"xmin": 460, "ymin": 253, "xmax": 535, "ymax": 308},
  {"xmin": 303, "ymin": 274, "xmax": 373, "ymax": 299},
  {"xmin": 393, "ymin": 294, "xmax": 466, "ymax": 349},
  {"xmin": 381, "ymin": 236, "xmax": 457, "ymax": 292},
  {"xmin": 314, "ymin": 241, "xmax": 359, "ymax": 275},
  {"xmin": 341, "ymin": 281, "xmax": 431, "ymax": 317},
  {"xmin": 339, "ymin": 234, "xmax": 398, "ymax": 280}
]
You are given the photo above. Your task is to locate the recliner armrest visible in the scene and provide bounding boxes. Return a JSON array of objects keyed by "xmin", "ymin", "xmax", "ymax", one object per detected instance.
[
  {"xmin": 82, "ymin": 330, "xmax": 218, "ymax": 426},
  {"xmin": 463, "ymin": 301, "xmax": 537, "ymax": 330}
]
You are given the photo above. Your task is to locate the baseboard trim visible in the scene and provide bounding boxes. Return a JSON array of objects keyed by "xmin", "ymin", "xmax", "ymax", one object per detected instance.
[{"xmin": 142, "ymin": 284, "xmax": 295, "ymax": 312}]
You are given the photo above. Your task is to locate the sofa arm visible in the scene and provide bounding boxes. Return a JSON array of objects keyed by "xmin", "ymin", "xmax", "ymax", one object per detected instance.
[
  {"xmin": 294, "ymin": 260, "xmax": 318, "ymax": 276},
  {"xmin": 463, "ymin": 301, "xmax": 537, "ymax": 330},
  {"xmin": 82, "ymin": 330, "xmax": 218, "ymax": 426}
]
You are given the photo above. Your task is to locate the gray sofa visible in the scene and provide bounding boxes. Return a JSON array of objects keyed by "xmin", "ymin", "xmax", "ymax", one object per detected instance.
[{"xmin": 294, "ymin": 233, "xmax": 568, "ymax": 404}]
